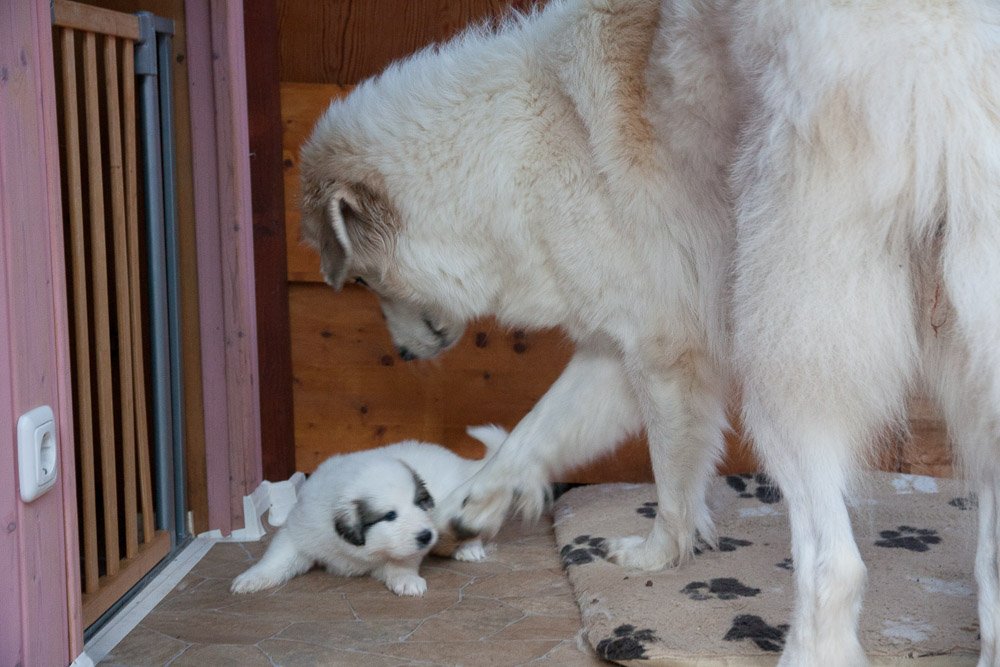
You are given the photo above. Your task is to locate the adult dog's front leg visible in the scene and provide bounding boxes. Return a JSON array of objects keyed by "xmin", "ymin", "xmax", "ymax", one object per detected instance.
[
  {"xmin": 438, "ymin": 347, "xmax": 643, "ymax": 540},
  {"xmin": 605, "ymin": 350, "xmax": 728, "ymax": 570}
]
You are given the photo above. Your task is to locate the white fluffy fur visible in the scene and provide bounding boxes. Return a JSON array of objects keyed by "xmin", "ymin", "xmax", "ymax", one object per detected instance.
[
  {"xmin": 298, "ymin": 0, "xmax": 1000, "ymax": 663},
  {"xmin": 230, "ymin": 426, "xmax": 505, "ymax": 596}
]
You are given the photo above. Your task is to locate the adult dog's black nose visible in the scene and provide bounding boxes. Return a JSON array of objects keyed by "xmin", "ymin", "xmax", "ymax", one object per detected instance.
[
  {"xmin": 397, "ymin": 346, "xmax": 417, "ymax": 361},
  {"xmin": 416, "ymin": 529, "xmax": 434, "ymax": 547}
]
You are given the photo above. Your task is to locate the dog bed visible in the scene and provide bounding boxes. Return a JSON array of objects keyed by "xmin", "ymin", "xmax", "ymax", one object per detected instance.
[{"xmin": 552, "ymin": 472, "xmax": 980, "ymax": 666}]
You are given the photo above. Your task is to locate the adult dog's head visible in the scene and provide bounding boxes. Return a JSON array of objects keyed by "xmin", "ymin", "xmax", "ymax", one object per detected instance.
[{"xmin": 297, "ymin": 62, "xmax": 519, "ymax": 361}]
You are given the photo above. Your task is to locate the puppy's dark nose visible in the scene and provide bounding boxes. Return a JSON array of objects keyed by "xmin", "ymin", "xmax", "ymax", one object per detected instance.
[
  {"xmin": 397, "ymin": 346, "xmax": 417, "ymax": 361},
  {"xmin": 416, "ymin": 529, "xmax": 434, "ymax": 547}
]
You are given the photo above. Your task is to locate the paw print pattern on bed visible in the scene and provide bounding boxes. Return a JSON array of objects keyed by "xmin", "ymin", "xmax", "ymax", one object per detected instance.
[
  {"xmin": 725, "ymin": 473, "xmax": 783, "ymax": 504},
  {"xmin": 552, "ymin": 473, "xmax": 979, "ymax": 662},
  {"xmin": 595, "ymin": 624, "xmax": 660, "ymax": 661},
  {"xmin": 875, "ymin": 526, "xmax": 942, "ymax": 552},
  {"xmin": 560, "ymin": 534, "xmax": 608, "ymax": 567}
]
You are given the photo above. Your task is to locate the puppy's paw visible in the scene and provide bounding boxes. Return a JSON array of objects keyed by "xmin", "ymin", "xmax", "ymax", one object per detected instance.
[
  {"xmin": 452, "ymin": 539, "xmax": 487, "ymax": 562},
  {"xmin": 386, "ymin": 573, "xmax": 427, "ymax": 597},
  {"xmin": 230, "ymin": 568, "xmax": 277, "ymax": 594},
  {"xmin": 605, "ymin": 534, "xmax": 680, "ymax": 571}
]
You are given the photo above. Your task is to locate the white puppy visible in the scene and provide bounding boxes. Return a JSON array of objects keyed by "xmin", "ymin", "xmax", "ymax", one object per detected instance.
[
  {"xmin": 297, "ymin": 0, "xmax": 1000, "ymax": 664},
  {"xmin": 230, "ymin": 425, "xmax": 505, "ymax": 596}
]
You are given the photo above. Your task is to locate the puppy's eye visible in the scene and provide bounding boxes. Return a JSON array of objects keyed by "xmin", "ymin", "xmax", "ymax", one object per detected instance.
[
  {"xmin": 383, "ymin": 511, "xmax": 397, "ymax": 522},
  {"xmin": 352, "ymin": 277, "xmax": 368, "ymax": 287}
]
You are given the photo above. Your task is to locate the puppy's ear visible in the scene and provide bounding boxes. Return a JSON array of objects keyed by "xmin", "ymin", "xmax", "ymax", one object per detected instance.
[{"xmin": 333, "ymin": 502, "xmax": 365, "ymax": 547}]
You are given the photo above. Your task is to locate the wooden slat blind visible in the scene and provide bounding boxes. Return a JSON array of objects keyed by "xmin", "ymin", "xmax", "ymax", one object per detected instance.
[{"xmin": 53, "ymin": 1, "xmax": 169, "ymax": 627}]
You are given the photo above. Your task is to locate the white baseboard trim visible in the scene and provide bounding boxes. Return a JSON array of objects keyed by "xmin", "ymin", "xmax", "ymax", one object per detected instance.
[
  {"xmin": 83, "ymin": 538, "xmax": 215, "ymax": 665},
  {"xmin": 70, "ymin": 651, "xmax": 95, "ymax": 667},
  {"xmin": 197, "ymin": 472, "xmax": 306, "ymax": 542}
]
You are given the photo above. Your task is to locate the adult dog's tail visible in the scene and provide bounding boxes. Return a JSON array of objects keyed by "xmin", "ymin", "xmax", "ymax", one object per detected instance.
[{"xmin": 465, "ymin": 424, "xmax": 508, "ymax": 459}]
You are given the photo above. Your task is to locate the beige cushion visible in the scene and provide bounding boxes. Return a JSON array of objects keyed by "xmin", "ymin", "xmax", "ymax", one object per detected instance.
[{"xmin": 552, "ymin": 473, "xmax": 980, "ymax": 666}]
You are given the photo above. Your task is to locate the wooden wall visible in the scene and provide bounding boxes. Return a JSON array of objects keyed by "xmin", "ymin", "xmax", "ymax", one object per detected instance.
[{"xmin": 275, "ymin": 0, "xmax": 952, "ymax": 481}]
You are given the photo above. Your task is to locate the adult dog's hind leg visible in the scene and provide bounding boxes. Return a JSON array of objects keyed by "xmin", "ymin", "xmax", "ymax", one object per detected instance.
[
  {"xmin": 930, "ymin": 128, "xmax": 1000, "ymax": 663},
  {"xmin": 731, "ymin": 83, "xmax": 922, "ymax": 663},
  {"xmin": 438, "ymin": 346, "xmax": 643, "ymax": 540},
  {"xmin": 605, "ymin": 350, "xmax": 728, "ymax": 570}
]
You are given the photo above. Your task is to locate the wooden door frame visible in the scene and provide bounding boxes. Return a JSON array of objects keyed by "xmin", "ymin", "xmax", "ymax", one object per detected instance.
[
  {"xmin": 242, "ymin": 0, "xmax": 296, "ymax": 482},
  {"xmin": 0, "ymin": 0, "xmax": 83, "ymax": 662}
]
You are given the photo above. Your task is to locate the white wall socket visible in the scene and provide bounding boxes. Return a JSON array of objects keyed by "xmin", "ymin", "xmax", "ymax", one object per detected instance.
[{"xmin": 18, "ymin": 405, "xmax": 58, "ymax": 503}]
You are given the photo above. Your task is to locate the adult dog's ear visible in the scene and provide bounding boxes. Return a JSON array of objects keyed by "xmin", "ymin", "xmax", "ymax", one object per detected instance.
[
  {"xmin": 314, "ymin": 188, "xmax": 356, "ymax": 290},
  {"xmin": 333, "ymin": 501, "xmax": 366, "ymax": 547},
  {"xmin": 300, "ymin": 181, "xmax": 396, "ymax": 290}
]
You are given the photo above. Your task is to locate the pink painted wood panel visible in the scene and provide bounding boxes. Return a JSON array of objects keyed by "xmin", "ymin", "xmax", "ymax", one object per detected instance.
[
  {"xmin": 185, "ymin": 0, "xmax": 263, "ymax": 534},
  {"xmin": 0, "ymin": 0, "xmax": 81, "ymax": 663}
]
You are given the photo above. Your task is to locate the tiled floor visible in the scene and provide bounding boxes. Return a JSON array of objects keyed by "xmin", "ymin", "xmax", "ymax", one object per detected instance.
[{"xmin": 100, "ymin": 513, "xmax": 609, "ymax": 666}]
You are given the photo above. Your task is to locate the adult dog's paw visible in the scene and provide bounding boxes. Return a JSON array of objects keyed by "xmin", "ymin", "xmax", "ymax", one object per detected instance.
[
  {"xmin": 386, "ymin": 573, "xmax": 427, "ymax": 597},
  {"xmin": 605, "ymin": 534, "xmax": 681, "ymax": 571},
  {"xmin": 437, "ymin": 468, "xmax": 549, "ymax": 542},
  {"xmin": 452, "ymin": 539, "xmax": 487, "ymax": 562}
]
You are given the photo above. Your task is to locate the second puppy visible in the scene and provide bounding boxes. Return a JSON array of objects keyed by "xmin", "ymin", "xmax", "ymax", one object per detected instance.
[{"xmin": 231, "ymin": 425, "xmax": 506, "ymax": 596}]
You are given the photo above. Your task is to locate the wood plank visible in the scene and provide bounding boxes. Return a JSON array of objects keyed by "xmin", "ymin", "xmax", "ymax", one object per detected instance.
[
  {"xmin": 60, "ymin": 26, "xmax": 100, "ymax": 594},
  {"xmin": 81, "ymin": 530, "xmax": 170, "ymax": 627},
  {"xmin": 0, "ymin": 1, "xmax": 76, "ymax": 661},
  {"xmin": 185, "ymin": 0, "xmax": 233, "ymax": 535},
  {"xmin": 186, "ymin": 0, "xmax": 264, "ymax": 532},
  {"xmin": 83, "ymin": 29, "xmax": 121, "ymax": 575},
  {"xmin": 121, "ymin": 38, "xmax": 156, "ymax": 545},
  {"xmin": 245, "ymin": 0, "xmax": 297, "ymax": 482},
  {"xmin": 53, "ymin": 0, "xmax": 141, "ymax": 40},
  {"xmin": 103, "ymin": 34, "xmax": 139, "ymax": 559},
  {"xmin": 277, "ymin": 0, "xmax": 540, "ymax": 85},
  {"xmin": 281, "ymin": 82, "xmax": 352, "ymax": 282}
]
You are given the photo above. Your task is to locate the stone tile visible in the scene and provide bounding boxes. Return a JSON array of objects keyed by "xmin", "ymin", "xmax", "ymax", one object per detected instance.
[
  {"xmin": 488, "ymin": 614, "xmax": 584, "ymax": 641},
  {"xmin": 378, "ymin": 639, "xmax": 561, "ymax": 666},
  {"xmin": 157, "ymin": 576, "xmax": 273, "ymax": 612},
  {"xmin": 139, "ymin": 610, "xmax": 288, "ymax": 645},
  {"xmin": 189, "ymin": 555, "xmax": 260, "ymax": 580},
  {"xmin": 100, "ymin": 625, "xmax": 186, "ymax": 666},
  {"xmin": 190, "ymin": 543, "xmax": 253, "ymax": 574},
  {"xmin": 406, "ymin": 597, "xmax": 524, "ymax": 642},
  {"xmin": 159, "ymin": 573, "xmax": 206, "ymax": 604},
  {"xmin": 259, "ymin": 638, "xmax": 413, "ymax": 666},
  {"xmin": 462, "ymin": 568, "xmax": 572, "ymax": 599},
  {"xmin": 421, "ymin": 554, "xmax": 513, "ymax": 577},
  {"xmin": 535, "ymin": 638, "xmax": 610, "ymax": 666},
  {"xmin": 419, "ymin": 565, "xmax": 475, "ymax": 590},
  {"xmin": 497, "ymin": 595, "xmax": 583, "ymax": 618},
  {"xmin": 219, "ymin": 591, "xmax": 356, "ymax": 621},
  {"xmin": 321, "ymin": 572, "xmax": 398, "ymax": 595},
  {"xmin": 275, "ymin": 619, "xmax": 422, "ymax": 650},
  {"xmin": 168, "ymin": 644, "xmax": 273, "ymax": 667},
  {"xmin": 346, "ymin": 589, "xmax": 460, "ymax": 619},
  {"xmin": 274, "ymin": 568, "xmax": 361, "ymax": 594},
  {"xmin": 489, "ymin": 537, "xmax": 563, "ymax": 570}
]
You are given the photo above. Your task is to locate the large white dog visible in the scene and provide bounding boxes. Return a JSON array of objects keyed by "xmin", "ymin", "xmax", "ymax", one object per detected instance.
[{"xmin": 298, "ymin": 0, "xmax": 1000, "ymax": 663}]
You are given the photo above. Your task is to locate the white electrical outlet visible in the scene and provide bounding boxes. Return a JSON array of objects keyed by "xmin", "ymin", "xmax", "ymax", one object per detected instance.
[{"xmin": 18, "ymin": 405, "xmax": 58, "ymax": 503}]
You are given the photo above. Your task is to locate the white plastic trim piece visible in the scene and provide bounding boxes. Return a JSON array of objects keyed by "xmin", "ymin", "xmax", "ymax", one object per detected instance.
[{"xmin": 197, "ymin": 473, "xmax": 306, "ymax": 541}]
